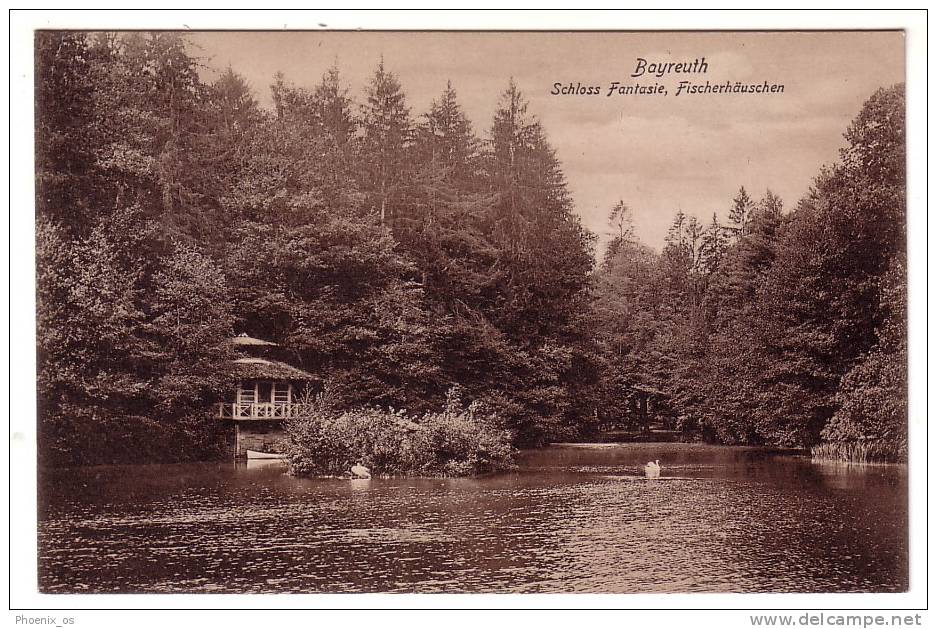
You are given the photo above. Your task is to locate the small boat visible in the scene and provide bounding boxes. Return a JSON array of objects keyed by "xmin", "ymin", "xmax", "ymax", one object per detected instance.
[
  {"xmin": 246, "ymin": 457, "xmax": 285, "ymax": 469},
  {"xmin": 246, "ymin": 450, "xmax": 287, "ymax": 460}
]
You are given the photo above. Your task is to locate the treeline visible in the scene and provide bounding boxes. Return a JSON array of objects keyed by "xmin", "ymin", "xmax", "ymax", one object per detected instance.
[
  {"xmin": 36, "ymin": 32, "xmax": 596, "ymax": 466},
  {"xmin": 592, "ymin": 84, "xmax": 906, "ymax": 461},
  {"xmin": 35, "ymin": 32, "xmax": 906, "ymax": 467}
]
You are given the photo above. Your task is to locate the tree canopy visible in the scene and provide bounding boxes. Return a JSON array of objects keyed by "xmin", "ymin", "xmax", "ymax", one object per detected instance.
[{"xmin": 35, "ymin": 32, "xmax": 906, "ymax": 465}]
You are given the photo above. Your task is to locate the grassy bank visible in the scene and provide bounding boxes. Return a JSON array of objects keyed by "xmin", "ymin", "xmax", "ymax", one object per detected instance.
[{"xmin": 590, "ymin": 428, "xmax": 698, "ymax": 444}]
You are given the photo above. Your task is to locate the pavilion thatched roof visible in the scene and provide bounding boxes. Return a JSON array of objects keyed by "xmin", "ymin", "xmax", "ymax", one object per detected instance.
[
  {"xmin": 229, "ymin": 334, "xmax": 278, "ymax": 347},
  {"xmin": 230, "ymin": 357, "xmax": 317, "ymax": 381}
]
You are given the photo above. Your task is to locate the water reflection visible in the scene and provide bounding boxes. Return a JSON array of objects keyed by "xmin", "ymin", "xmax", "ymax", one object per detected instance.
[{"xmin": 38, "ymin": 443, "xmax": 907, "ymax": 593}]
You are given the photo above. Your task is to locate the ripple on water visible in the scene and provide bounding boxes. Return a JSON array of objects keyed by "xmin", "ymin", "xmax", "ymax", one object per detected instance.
[{"xmin": 38, "ymin": 445, "xmax": 908, "ymax": 593}]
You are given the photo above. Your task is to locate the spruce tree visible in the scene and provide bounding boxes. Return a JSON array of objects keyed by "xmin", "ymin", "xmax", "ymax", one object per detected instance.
[{"xmin": 359, "ymin": 58, "xmax": 413, "ymax": 227}]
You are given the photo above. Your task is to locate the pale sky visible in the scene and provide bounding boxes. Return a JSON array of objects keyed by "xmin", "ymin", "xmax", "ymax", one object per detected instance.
[{"xmin": 186, "ymin": 31, "xmax": 904, "ymax": 251}]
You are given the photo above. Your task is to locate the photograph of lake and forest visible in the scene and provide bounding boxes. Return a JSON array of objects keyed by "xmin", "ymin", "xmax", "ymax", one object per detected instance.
[{"xmin": 34, "ymin": 29, "xmax": 909, "ymax": 594}]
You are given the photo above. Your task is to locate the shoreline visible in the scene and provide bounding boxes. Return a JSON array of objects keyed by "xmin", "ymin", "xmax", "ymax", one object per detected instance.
[{"xmin": 35, "ymin": 441, "xmax": 817, "ymax": 472}]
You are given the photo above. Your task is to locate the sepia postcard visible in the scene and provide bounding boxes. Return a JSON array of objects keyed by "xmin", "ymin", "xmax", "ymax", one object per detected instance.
[{"xmin": 9, "ymin": 9, "xmax": 928, "ymax": 625}]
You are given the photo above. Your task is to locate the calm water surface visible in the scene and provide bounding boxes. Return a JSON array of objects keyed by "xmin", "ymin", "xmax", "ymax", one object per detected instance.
[{"xmin": 38, "ymin": 443, "xmax": 907, "ymax": 593}]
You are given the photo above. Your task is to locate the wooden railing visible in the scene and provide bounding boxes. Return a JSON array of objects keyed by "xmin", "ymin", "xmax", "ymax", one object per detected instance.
[{"xmin": 217, "ymin": 402, "xmax": 305, "ymax": 420}]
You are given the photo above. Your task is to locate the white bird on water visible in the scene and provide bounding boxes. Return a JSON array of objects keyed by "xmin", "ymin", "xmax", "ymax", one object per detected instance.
[
  {"xmin": 643, "ymin": 459, "xmax": 661, "ymax": 479},
  {"xmin": 350, "ymin": 462, "xmax": 371, "ymax": 479}
]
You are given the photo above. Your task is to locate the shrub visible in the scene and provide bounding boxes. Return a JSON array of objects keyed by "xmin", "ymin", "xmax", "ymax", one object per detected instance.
[{"xmin": 284, "ymin": 386, "xmax": 515, "ymax": 477}]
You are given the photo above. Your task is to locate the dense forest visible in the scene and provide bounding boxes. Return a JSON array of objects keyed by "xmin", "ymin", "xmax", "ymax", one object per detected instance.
[{"xmin": 35, "ymin": 32, "xmax": 906, "ymax": 467}]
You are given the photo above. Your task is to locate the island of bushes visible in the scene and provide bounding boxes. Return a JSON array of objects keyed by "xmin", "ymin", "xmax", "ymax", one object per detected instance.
[{"xmin": 284, "ymin": 388, "xmax": 515, "ymax": 478}]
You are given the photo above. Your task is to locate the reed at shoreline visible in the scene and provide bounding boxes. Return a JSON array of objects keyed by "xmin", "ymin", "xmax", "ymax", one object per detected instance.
[{"xmin": 811, "ymin": 440, "xmax": 905, "ymax": 464}]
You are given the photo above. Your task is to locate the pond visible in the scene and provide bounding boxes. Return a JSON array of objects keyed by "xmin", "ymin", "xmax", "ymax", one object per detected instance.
[{"xmin": 37, "ymin": 443, "xmax": 907, "ymax": 593}]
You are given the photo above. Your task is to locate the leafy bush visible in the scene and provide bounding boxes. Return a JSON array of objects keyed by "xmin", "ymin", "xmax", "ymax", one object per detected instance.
[{"xmin": 284, "ymin": 386, "xmax": 515, "ymax": 477}]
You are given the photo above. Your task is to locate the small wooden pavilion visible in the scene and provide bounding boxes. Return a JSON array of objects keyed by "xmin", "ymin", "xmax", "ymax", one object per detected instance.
[{"xmin": 217, "ymin": 334, "xmax": 317, "ymax": 458}]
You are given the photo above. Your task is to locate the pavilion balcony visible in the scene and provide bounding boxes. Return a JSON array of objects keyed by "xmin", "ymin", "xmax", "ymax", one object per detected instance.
[{"xmin": 216, "ymin": 402, "xmax": 306, "ymax": 420}]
